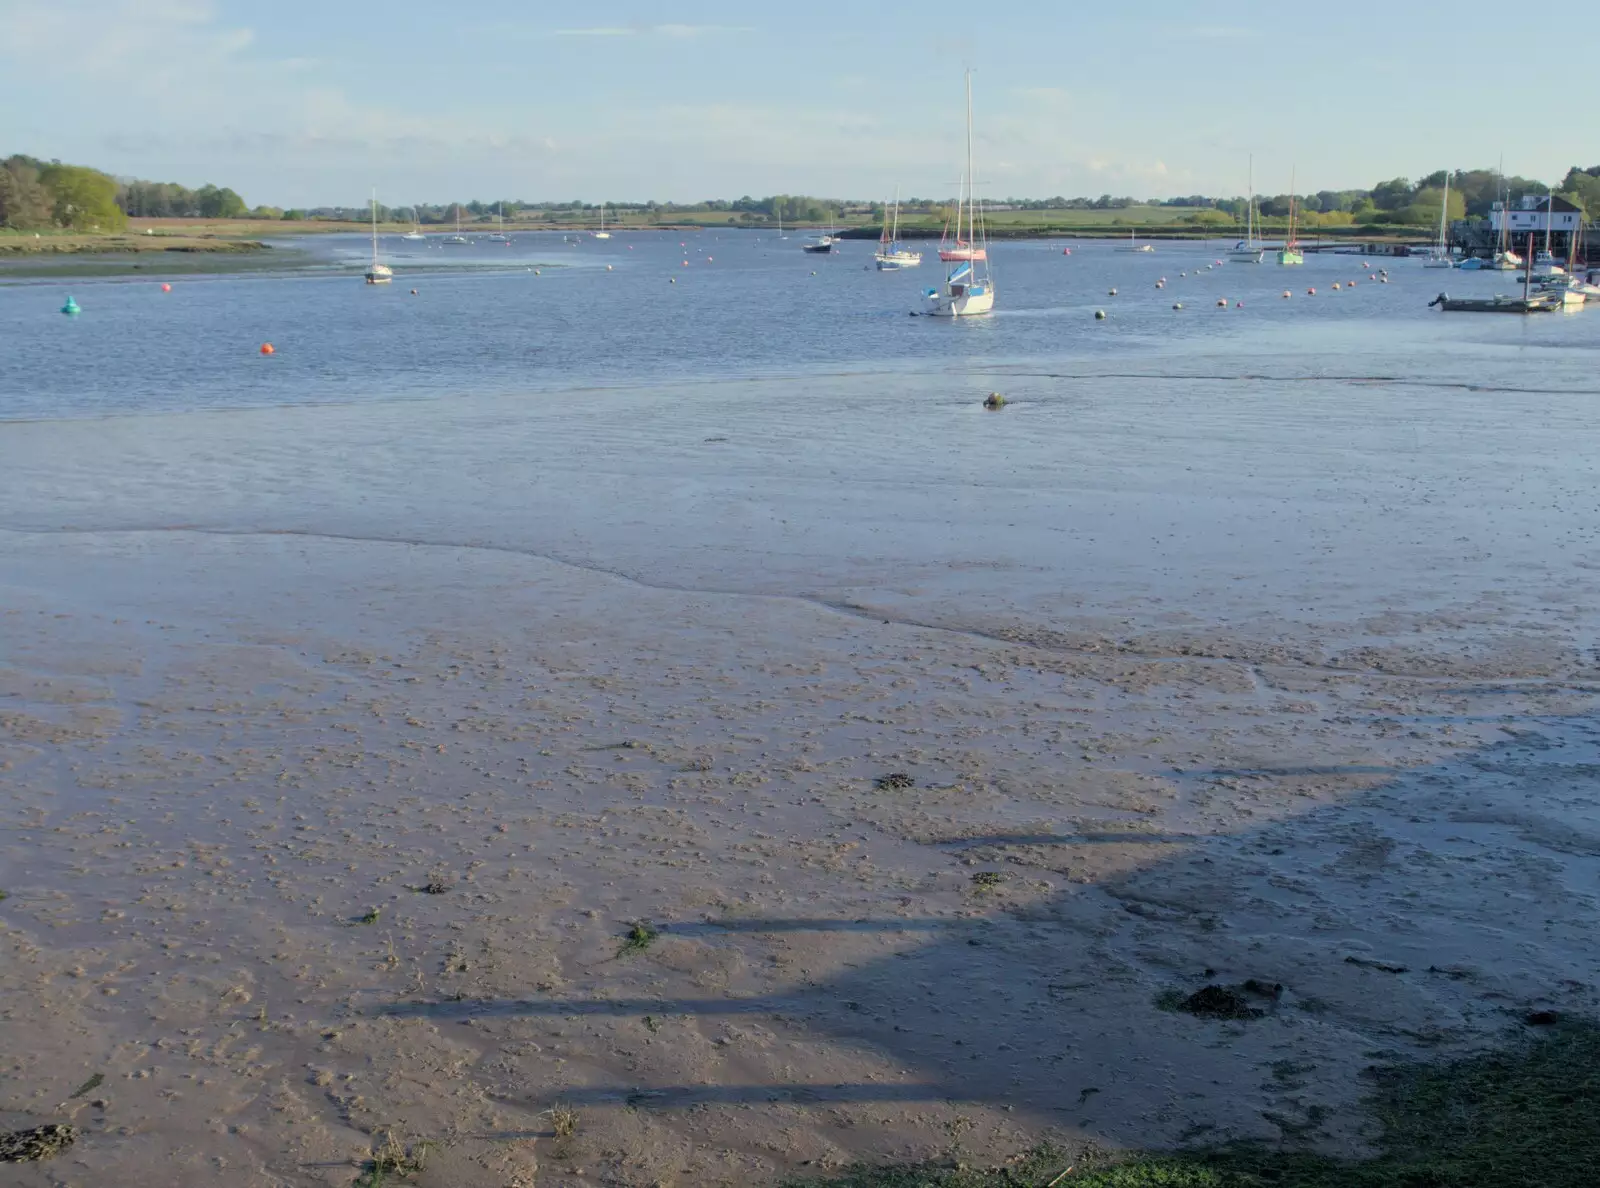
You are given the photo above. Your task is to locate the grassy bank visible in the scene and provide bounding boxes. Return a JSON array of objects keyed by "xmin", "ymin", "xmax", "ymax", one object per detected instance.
[
  {"xmin": 787, "ymin": 1019, "xmax": 1600, "ymax": 1187},
  {"xmin": 0, "ymin": 228, "xmax": 270, "ymax": 255}
]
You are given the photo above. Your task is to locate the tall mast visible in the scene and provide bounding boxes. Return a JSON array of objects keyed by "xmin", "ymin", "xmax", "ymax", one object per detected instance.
[
  {"xmin": 965, "ymin": 69, "xmax": 974, "ymax": 248},
  {"xmin": 1287, "ymin": 165, "xmax": 1296, "ymax": 244},
  {"xmin": 370, "ymin": 187, "xmax": 378, "ymax": 265},
  {"xmin": 1439, "ymin": 175, "xmax": 1449, "ymax": 251},
  {"xmin": 1247, "ymin": 155, "xmax": 1254, "ymax": 245}
]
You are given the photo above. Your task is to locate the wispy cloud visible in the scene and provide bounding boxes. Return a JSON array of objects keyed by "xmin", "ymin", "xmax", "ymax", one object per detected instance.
[
  {"xmin": 549, "ymin": 23, "xmax": 752, "ymax": 38},
  {"xmin": 1163, "ymin": 24, "xmax": 1258, "ymax": 40}
]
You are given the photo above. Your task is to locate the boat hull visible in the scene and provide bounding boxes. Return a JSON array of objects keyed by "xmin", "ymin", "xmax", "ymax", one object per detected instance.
[
  {"xmin": 938, "ymin": 248, "xmax": 987, "ymax": 262},
  {"xmin": 1276, "ymin": 250, "xmax": 1304, "ymax": 266},
  {"xmin": 925, "ymin": 286, "xmax": 995, "ymax": 317},
  {"xmin": 876, "ymin": 251, "xmax": 923, "ymax": 270},
  {"xmin": 1229, "ymin": 250, "xmax": 1264, "ymax": 263}
]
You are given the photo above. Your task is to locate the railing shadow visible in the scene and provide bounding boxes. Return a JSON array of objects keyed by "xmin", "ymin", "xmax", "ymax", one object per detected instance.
[{"xmin": 365, "ymin": 715, "xmax": 1600, "ymax": 1143}]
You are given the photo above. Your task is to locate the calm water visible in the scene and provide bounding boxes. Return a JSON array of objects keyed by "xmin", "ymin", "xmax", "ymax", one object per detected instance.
[
  {"xmin": 1, "ymin": 231, "xmax": 1595, "ymax": 419},
  {"xmin": 4, "ymin": 231, "xmax": 1600, "ymax": 650}
]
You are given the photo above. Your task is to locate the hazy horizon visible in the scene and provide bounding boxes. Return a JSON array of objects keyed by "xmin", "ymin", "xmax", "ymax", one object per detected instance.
[{"xmin": 4, "ymin": 0, "xmax": 1595, "ymax": 209}]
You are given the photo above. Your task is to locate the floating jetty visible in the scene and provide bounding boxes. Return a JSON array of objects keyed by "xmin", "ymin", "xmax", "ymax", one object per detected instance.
[{"xmin": 1429, "ymin": 291, "xmax": 1560, "ymax": 314}]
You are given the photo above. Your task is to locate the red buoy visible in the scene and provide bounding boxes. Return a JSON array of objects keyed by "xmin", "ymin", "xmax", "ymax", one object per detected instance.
[
  {"xmin": 160, "ymin": 283, "xmax": 172, "ymax": 292},
  {"xmin": 260, "ymin": 343, "xmax": 275, "ymax": 355}
]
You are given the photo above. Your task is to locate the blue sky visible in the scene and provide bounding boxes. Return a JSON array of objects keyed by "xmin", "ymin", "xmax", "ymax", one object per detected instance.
[{"xmin": 3, "ymin": 0, "xmax": 1594, "ymax": 207}]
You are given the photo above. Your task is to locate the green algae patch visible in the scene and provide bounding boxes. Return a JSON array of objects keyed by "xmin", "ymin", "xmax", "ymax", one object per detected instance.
[{"xmin": 786, "ymin": 1019, "xmax": 1600, "ymax": 1187}]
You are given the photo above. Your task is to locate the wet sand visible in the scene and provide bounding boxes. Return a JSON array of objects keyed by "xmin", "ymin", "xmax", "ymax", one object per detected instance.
[{"xmin": 5, "ymin": 348, "xmax": 1600, "ymax": 1185}]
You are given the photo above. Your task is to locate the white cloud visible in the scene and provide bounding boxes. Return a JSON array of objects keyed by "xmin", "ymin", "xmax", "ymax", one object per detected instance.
[{"xmin": 548, "ymin": 24, "xmax": 752, "ymax": 38}]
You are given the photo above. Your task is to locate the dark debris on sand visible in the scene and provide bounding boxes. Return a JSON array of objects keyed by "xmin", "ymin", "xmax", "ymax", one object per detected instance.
[{"xmin": 1, "ymin": 1124, "xmax": 79, "ymax": 1163}]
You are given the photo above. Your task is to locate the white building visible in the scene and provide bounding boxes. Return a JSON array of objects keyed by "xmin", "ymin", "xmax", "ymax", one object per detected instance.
[{"xmin": 1490, "ymin": 194, "xmax": 1583, "ymax": 236}]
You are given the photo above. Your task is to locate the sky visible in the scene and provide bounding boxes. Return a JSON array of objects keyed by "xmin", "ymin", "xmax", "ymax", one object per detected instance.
[{"xmin": 2, "ymin": 0, "xmax": 1595, "ymax": 208}]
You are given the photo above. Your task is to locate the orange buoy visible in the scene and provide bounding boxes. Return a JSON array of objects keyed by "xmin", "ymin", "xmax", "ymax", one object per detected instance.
[
  {"xmin": 160, "ymin": 283, "xmax": 172, "ymax": 292},
  {"xmin": 260, "ymin": 343, "xmax": 275, "ymax": 355}
]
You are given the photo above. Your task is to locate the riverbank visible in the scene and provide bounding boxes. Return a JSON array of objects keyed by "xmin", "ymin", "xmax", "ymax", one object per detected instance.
[{"xmin": 0, "ymin": 232, "xmax": 270, "ymax": 255}]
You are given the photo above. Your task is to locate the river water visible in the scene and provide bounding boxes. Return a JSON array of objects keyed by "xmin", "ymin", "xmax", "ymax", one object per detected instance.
[{"xmin": 3, "ymin": 232, "xmax": 1598, "ymax": 647}]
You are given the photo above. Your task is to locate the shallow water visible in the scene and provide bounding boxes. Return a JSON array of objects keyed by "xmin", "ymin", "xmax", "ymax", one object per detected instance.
[{"xmin": 3, "ymin": 236, "xmax": 1599, "ymax": 649}]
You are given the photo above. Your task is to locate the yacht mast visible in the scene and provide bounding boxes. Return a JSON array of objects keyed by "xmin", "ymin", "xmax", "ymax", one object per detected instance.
[{"xmin": 965, "ymin": 70, "xmax": 975, "ymax": 249}]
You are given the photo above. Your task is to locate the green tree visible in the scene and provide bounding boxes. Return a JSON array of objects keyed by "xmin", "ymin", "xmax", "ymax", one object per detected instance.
[
  {"xmin": 1558, "ymin": 166, "xmax": 1600, "ymax": 216},
  {"xmin": 37, "ymin": 163, "xmax": 126, "ymax": 230},
  {"xmin": 1370, "ymin": 177, "xmax": 1412, "ymax": 210},
  {"xmin": 0, "ymin": 157, "xmax": 53, "ymax": 229},
  {"xmin": 1400, "ymin": 186, "xmax": 1465, "ymax": 228}
]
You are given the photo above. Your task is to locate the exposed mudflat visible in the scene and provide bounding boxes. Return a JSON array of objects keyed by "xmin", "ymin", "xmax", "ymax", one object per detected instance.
[{"xmin": 4, "ymin": 254, "xmax": 1600, "ymax": 1185}]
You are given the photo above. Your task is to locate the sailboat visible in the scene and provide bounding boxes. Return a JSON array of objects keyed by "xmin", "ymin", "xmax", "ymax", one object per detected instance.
[
  {"xmin": 1116, "ymin": 227, "xmax": 1155, "ymax": 253},
  {"xmin": 1489, "ymin": 165, "xmax": 1522, "ymax": 270},
  {"xmin": 1421, "ymin": 176, "xmax": 1455, "ymax": 268},
  {"xmin": 1230, "ymin": 157, "xmax": 1264, "ymax": 263},
  {"xmin": 486, "ymin": 202, "xmax": 511, "ymax": 243},
  {"xmin": 925, "ymin": 72, "xmax": 994, "ymax": 317},
  {"xmin": 937, "ymin": 173, "xmax": 987, "ymax": 262},
  {"xmin": 594, "ymin": 202, "xmax": 611, "ymax": 239},
  {"xmin": 803, "ymin": 212, "xmax": 839, "ymax": 253},
  {"xmin": 402, "ymin": 206, "xmax": 426, "ymax": 241},
  {"xmin": 442, "ymin": 205, "xmax": 470, "ymax": 245},
  {"xmin": 365, "ymin": 190, "xmax": 393, "ymax": 284},
  {"xmin": 1276, "ymin": 168, "xmax": 1304, "ymax": 265},
  {"xmin": 875, "ymin": 189, "xmax": 922, "ymax": 270}
]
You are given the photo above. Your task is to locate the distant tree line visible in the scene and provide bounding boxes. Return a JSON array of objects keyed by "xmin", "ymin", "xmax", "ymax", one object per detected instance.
[
  {"xmin": 8, "ymin": 154, "xmax": 1600, "ymax": 234},
  {"xmin": 1, "ymin": 155, "xmax": 128, "ymax": 231}
]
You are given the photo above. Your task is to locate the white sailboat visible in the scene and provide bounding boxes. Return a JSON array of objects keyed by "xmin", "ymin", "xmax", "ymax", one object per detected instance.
[
  {"xmin": 875, "ymin": 188, "xmax": 922, "ymax": 270},
  {"xmin": 365, "ymin": 190, "xmax": 393, "ymax": 284},
  {"xmin": 402, "ymin": 206, "xmax": 426, "ymax": 241},
  {"xmin": 487, "ymin": 201, "xmax": 511, "ymax": 242},
  {"xmin": 443, "ymin": 205, "xmax": 470, "ymax": 245},
  {"xmin": 1230, "ymin": 157, "xmax": 1264, "ymax": 263},
  {"xmin": 1116, "ymin": 227, "xmax": 1155, "ymax": 253},
  {"xmin": 593, "ymin": 203, "xmax": 611, "ymax": 239},
  {"xmin": 1489, "ymin": 165, "xmax": 1522, "ymax": 270},
  {"xmin": 925, "ymin": 72, "xmax": 994, "ymax": 317},
  {"xmin": 1421, "ymin": 176, "xmax": 1455, "ymax": 268}
]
